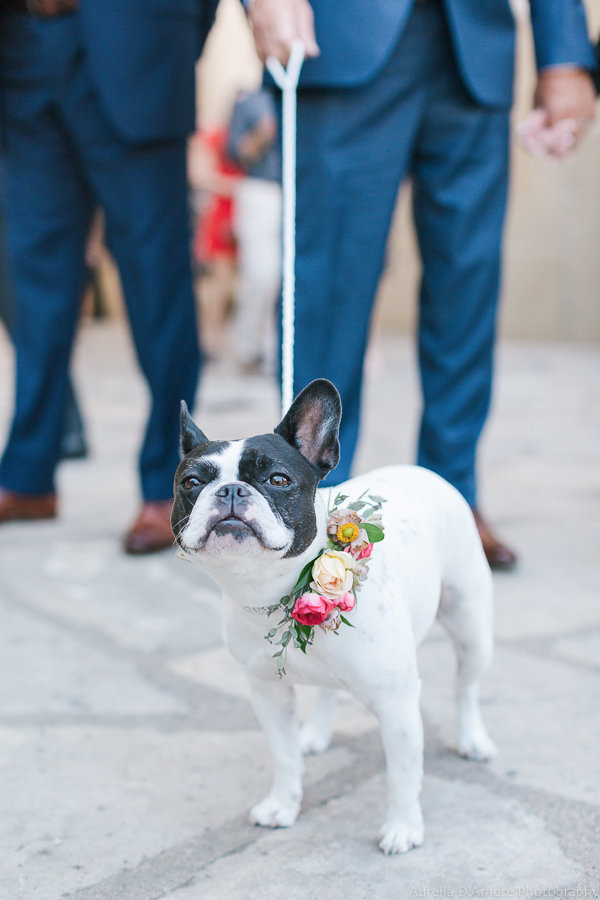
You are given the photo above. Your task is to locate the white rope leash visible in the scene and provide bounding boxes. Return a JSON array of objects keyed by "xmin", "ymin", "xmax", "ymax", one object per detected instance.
[{"xmin": 266, "ymin": 40, "xmax": 305, "ymax": 417}]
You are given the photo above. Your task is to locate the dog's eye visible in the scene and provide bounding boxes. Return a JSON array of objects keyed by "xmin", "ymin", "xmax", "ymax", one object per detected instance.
[
  {"xmin": 269, "ymin": 473, "xmax": 290, "ymax": 487},
  {"xmin": 182, "ymin": 476, "xmax": 202, "ymax": 491}
]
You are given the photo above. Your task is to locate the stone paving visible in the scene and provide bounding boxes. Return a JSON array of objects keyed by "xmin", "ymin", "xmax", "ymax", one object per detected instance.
[{"xmin": 0, "ymin": 321, "xmax": 598, "ymax": 900}]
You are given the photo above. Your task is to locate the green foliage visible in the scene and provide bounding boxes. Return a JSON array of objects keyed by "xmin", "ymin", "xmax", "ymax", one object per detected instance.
[{"xmin": 362, "ymin": 522, "xmax": 385, "ymax": 542}]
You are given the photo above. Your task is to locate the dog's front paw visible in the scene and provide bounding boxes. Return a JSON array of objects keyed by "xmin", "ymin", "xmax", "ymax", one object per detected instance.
[
  {"xmin": 457, "ymin": 729, "xmax": 498, "ymax": 762},
  {"xmin": 249, "ymin": 794, "xmax": 301, "ymax": 829},
  {"xmin": 378, "ymin": 817, "xmax": 424, "ymax": 855}
]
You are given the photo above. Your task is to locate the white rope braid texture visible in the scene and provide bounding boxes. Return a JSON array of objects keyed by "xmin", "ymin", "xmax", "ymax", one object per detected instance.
[{"xmin": 266, "ymin": 39, "xmax": 305, "ymax": 418}]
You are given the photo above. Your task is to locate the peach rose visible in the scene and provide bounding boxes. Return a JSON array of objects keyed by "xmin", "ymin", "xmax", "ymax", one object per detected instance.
[
  {"xmin": 311, "ymin": 550, "xmax": 355, "ymax": 599},
  {"xmin": 292, "ymin": 593, "xmax": 335, "ymax": 626}
]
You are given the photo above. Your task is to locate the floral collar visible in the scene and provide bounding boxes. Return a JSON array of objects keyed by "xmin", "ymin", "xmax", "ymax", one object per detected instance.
[{"xmin": 264, "ymin": 489, "xmax": 386, "ymax": 676}]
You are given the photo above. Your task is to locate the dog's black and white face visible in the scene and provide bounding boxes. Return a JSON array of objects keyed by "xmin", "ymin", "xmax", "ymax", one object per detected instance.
[{"xmin": 172, "ymin": 380, "xmax": 342, "ymax": 562}]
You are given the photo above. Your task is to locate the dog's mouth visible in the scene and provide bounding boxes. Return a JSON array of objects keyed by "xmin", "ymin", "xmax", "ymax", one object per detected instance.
[
  {"xmin": 210, "ymin": 515, "xmax": 258, "ymax": 541},
  {"xmin": 175, "ymin": 509, "xmax": 290, "ymax": 555}
]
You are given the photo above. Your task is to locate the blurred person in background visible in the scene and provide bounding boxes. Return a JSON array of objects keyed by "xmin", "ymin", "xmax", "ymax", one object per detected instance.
[
  {"xmin": 188, "ymin": 123, "xmax": 242, "ymax": 361},
  {"xmin": 0, "ymin": 0, "xmax": 218, "ymax": 553},
  {"xmin": 227, "ymin": 87, "xmax": 282, "ymax": 375},
  {"xmin": 246, "ymin": 0, "xmax": 597, "ymax": 570}
]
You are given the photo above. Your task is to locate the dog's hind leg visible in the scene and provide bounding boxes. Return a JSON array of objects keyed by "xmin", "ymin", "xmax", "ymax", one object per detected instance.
[
  {"xmin": 300, "ymin": 687, "xmax": 337, "ymax": 755},
  {"xmin": 437, "ymin": 565, "xmax": 497, "ymax": 761}
]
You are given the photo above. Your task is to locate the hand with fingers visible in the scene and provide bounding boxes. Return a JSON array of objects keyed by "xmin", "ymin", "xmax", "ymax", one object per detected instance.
[
  {"xmin": 246, "ymin": 0, "xmax": 320, "ymax": 66},
  {"xmin": 518, "ymin": 65, "xmax": 597, "ymax": 160}
]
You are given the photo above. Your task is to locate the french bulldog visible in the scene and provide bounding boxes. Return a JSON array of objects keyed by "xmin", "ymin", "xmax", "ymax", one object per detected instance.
[{"xmin": 171, "ymin": 379, "xmax": 496, "ymax": 854}]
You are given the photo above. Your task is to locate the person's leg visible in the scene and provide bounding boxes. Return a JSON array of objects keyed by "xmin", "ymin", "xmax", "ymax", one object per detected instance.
[
  {"xmin": 0, "ymin": 171, "xmax": 16, "ymax": 333},
  {"xmin": 0, "ymin": 70, "xmax": 94, "ymax": 497},
  {"xmin": 411, "ymin": 44, "xmax": 510, "ymax": 509},
  {"xmin": 0, "ymin": 178, "xmax": 88, "ymax": 463},
  {"xmin": 410, "ymin": 16, "xmax": 516, "ymax": 569},
  {"xmin": 103, "ymin": 141, "xmax": 200, "ymax": 502},
  {"xmin": 196, "ymin": 256, "xmax": 236, "ymax": 360},
  {"xmin": 231, "ymin": 177, "xmax": 281, "ymax": 371},
  {"xmin": 292, "ymin": 7, "xmax": 441, "ymax": 486},
  {"xmin": 61, "ymin": 54, "xmax": 201, "ymax": 505}
]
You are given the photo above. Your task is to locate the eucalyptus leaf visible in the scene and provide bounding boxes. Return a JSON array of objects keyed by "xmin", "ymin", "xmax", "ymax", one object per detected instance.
[{"xmin": 334, "ymin": 493, "xmax": 348, "ymax": 503}]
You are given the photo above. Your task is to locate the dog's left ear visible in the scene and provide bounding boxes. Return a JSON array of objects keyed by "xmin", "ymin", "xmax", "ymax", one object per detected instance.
[
  {"xmin": 274, "ymin": 379, "xmax": 341, "ymax": 478},
  {"xmin": 180, "ymin": 401, "xmax": 209, "ymax": 456}
]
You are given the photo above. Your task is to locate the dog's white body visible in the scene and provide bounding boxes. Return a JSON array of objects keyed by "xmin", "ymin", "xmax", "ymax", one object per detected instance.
[{"xmin": 177, "ymin": 457, "xmax": 496, "ymax": 854}]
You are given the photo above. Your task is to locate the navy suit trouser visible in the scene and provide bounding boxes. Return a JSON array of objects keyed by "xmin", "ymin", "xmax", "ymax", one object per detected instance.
[
  {"xmin": 0, "ymin": 15, "xmax": 200, "ymax": 500},
  {"xmin": 292, "ymin": 2, "xmax": 510, "ymax": 506}
]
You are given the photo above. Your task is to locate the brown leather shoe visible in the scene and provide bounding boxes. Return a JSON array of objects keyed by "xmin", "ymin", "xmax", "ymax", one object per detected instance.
[
  {"xmin": 123, "ymin": 500, "xmax": 174, "ymax": 555},
  {"xmin": 0, "ymin": 487, "xmax": 57, "ymax": 523},
  {"xmin": 472, "ymin": 509, "xmax": 517, "ymax": 572}
]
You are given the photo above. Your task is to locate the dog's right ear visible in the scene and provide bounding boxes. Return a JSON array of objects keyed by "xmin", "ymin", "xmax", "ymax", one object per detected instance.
[
  {"xmin": 274, "ymin": 379, "xmax": 342, "ymax": 479},
  {"xmin": 180, "ymin": 401, "xmax": 209, "ymax": 456}
]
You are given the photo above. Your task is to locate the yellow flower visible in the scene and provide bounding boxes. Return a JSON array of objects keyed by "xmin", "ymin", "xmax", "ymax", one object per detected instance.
[
  {"xmin": 336, "ymin": 522, "xmax": 360, "ymax": 544},
  {"xmin": 327, "ymin": 508, "xmax": 360, "ymax": 540},
  {"xmin": 311, "ymin": 550, "xmax": 355, "ymax": 599}
]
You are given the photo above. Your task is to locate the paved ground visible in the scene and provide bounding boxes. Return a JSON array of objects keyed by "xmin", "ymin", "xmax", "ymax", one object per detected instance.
[{"xmin": 0, "ymin": 320, "xmax": 598, "ymax": 900}]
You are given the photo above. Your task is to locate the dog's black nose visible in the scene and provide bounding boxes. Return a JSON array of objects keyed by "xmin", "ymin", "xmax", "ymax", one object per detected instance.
[{"xmin": 215, "ymin": 483, "xmax": 251, "ymax": 500}]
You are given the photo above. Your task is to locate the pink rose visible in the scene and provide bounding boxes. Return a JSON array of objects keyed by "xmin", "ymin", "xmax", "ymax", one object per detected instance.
[
  {"xmin": 292, "ymin": 592, "xmax": 335, "ymax": 626},
  {"xmin": 336, "ymin": 591, "xmax": 356, "ymax": 612},
  {"xmin": 356, "ymin": 543, "xmax": 373, "ymax": 560}
]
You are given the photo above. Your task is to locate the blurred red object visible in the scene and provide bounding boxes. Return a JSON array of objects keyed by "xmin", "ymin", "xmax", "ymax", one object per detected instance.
[{"xmin": 189, "ymin": 127, "xmax": 243, "ymax": 266}]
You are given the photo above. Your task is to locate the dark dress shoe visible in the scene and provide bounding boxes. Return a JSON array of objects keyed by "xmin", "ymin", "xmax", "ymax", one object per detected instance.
[
  {"xmin": 0, "ymin": 487, "xmax": 57, "ymax": 522},
  {"xmin": 123, "ymin": 500, "xmax": 174, "ymax": 555},
  {"xmin": 472, "ymin": 509, "xmax": 517, "ymax": 572}
]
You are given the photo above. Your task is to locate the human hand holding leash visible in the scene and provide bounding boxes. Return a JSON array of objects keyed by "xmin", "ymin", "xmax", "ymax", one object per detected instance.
[{"xmin": 246, "ymin": 0, "xmax": 319, "ymax": 65}]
